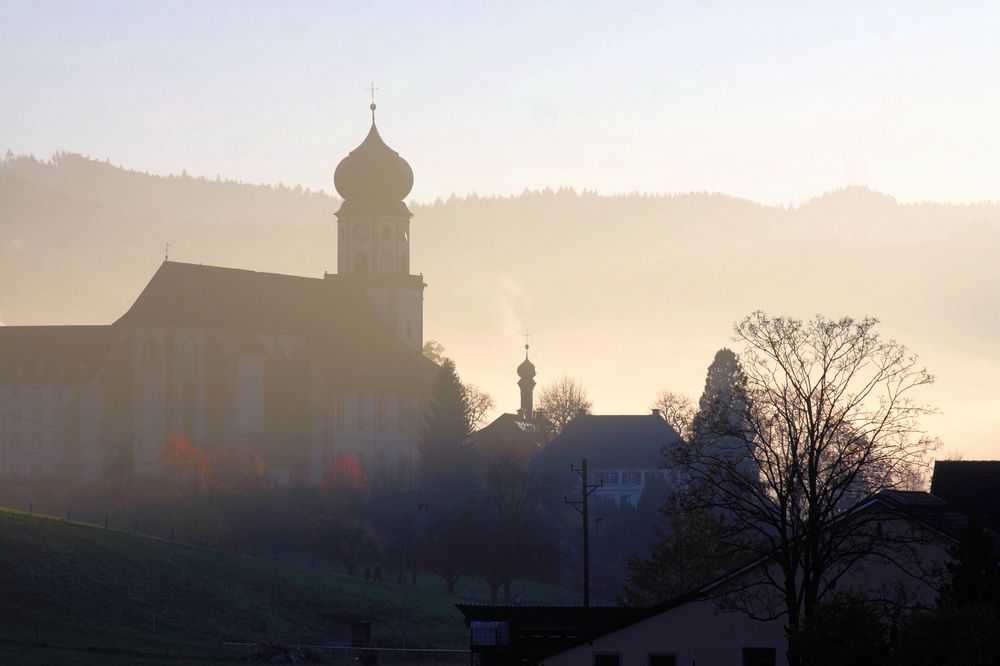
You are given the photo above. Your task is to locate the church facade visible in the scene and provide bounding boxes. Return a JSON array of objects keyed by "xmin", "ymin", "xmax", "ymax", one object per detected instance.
[{"xmin": 0, "ymin": 109, "xmax": 435, "ymax": 485}]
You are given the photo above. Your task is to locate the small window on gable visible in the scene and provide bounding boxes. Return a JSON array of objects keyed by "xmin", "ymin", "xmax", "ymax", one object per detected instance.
[
  {"xmin": 595, "ymin": 654, "xmax": 621, "ymax": 666},
  {"xmin": 649, "ymin": 655, "xmax": 677, "ymax": 666},
  {"xmin": 742, "ymin": 647, "xmax": 776, "ymax": 666}
]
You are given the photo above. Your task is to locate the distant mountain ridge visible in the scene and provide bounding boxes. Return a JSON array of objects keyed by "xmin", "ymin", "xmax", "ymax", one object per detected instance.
[{"xmin": 2, "ymin": 151, "xmax": 999, "ymax": 458}]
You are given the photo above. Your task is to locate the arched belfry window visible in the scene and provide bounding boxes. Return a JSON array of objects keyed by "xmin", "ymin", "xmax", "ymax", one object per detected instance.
[{"xmin": 354, "ymin": 252, "xmax": 370, "ymax": 274}]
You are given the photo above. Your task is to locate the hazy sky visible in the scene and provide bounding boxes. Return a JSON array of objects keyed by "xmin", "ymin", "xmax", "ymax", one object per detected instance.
[{"xmin": 3, "ymin": 1, "xmax": 1000, "ymax": 205}]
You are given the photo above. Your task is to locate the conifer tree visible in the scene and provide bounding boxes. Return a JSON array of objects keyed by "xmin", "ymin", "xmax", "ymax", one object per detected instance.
[{"xmin": 419, "ymin": 359, "xmax": 477, "ymax": 493}]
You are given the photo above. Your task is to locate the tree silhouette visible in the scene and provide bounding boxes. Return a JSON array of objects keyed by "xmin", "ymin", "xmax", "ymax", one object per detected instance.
[
  {"xmin": 419, "ymin": 359, "xmax": 476, "ymax": 492},
  {"xmin": 536, "ymin": 375, "xmax": 592, "ymax": 434},
  {"xmin": 675, "ymin": 313, "xmax": 938, "ymax": 665}
]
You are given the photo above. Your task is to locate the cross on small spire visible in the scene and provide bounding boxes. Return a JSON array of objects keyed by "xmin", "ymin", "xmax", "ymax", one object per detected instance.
[
  {"xmin": 164, "ymin": 243, "xmax": 171, "ymax": 261},
  {"xmin": 523, "ymin": 329, "xmax": 531, "ymax": 354},
  {"xmin": 367, "ymin": 81, "xmax": 378, "ymax": 122}
]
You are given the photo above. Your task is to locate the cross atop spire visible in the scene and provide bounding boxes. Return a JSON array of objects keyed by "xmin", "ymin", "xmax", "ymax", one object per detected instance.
[
  {"xmin": 523, "ymin": 329, "xmax": 531, "ymax": 356},
  {"xmin": 164, "ymin": 242, "xmax": 171, "ymax": 261},
  {"xmin": 367, "ymin": 81, "xmax": 378, "ymax": 122}
]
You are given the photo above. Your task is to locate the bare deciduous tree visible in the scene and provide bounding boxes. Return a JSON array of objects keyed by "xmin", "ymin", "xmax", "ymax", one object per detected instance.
[
  {"xmin": 463, "ymin": 383, "xmax": 496, "ymax": 431},
  {"xmin": 536, "ymin": 375, "xmax": 592, "ymax": 434},
  {"xmin": 651, "ymin": 390, "xmax": 695, "ymax": 441},
  {"xmin": 676, "ymin": 313, "xmax": 939, "ymax": 663}
]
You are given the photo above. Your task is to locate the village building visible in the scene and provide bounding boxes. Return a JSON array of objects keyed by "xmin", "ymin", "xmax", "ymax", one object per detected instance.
[
  {"xmin": 531, "ymin": 410, "xmax": 682, "ymax": 508},
  {"xmin": 473, "ymin": 345, "xmax": 552, "ymax": 462},
  {"xmin": 461, "ymin": 489, "xmax": 981, "ymax": 666},
  {"xmin": 0, "ymin": 105, "xmax": 435, "ymax": 485}
]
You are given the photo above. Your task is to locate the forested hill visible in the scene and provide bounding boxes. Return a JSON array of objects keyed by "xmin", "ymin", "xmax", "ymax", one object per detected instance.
[{"xmin": 2, "ymin": 152, "xmax": 1000, "ymax": 457}]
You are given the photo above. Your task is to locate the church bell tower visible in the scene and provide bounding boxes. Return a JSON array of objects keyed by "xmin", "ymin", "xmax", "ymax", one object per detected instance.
[{"xmin": 333, "ymin": 100, "xmax": 425, "ymax": 351}]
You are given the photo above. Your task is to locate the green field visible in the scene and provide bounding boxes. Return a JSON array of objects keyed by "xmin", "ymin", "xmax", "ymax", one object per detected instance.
[{"xmin": 0, "ymin": 508, "xmax": 575, "ymax": 663}]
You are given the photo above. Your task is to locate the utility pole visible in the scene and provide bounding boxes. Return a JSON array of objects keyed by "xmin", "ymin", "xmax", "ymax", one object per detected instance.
[{"xmin": 565, "ymin": 458, "xmax": 602, "ymax": 607}]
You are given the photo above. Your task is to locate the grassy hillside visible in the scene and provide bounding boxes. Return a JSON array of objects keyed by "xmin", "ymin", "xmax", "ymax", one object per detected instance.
[{"xmin": 0, "ymin": 507, "xmax": 473, "ymax": 663}]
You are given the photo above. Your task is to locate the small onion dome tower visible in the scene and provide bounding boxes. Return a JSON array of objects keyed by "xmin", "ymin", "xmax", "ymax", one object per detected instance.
[
  {"xmin": 332, "ymin": 98, "xmax": 424, "ymax": 351},
  {"xmin": 517, "ymin": 344, "xmax": 537, "ymax": 420}
]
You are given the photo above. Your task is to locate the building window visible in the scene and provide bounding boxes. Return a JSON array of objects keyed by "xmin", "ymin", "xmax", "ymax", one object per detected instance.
[
  {"xmin": 376, "ymin": 393, "xmax": 386, "ymax": 431},
  {"xmin": 31, "ymin": 432, "xmax": 42, "ymax": 449},
  {"xmin": 625, "ymin": 471, "xmax": 641, "ymax": 486},
  {"xmin": 406, "ymin": 320, "xmax": 412, "ymax": 340},
  {"xmin": 54, "ymin": 385, "xmax": 64, "ymax": 402},
  {"xmin": 10, "ymin": 386, "xmax": 19, "ymax": 400},
  {"xmin": 336, "ymin": 391, "xmax": 344, "ymax": 429},
  {"xmin": 601, "ymin": 471, "xmax": 620, "ymax": 485},
  {"xmin": 398, "ymin": 395, "xmax": 407, "ymax": 433},
  {"xmin": 356, "ymin": 391, "xmax": 366, "ymax": 429},
  {"xmin": 354, "ymin": 252, "xmax": 370, "ymax": 274},
  {"xmin": 142, "ymin": 339, "xmax": 160, "ymax": 365},
  {"xmin": 54, "ymin": 411, "xmax": 64, "ymax": 427},
  {"xmin": 36, "ymin": 363, "xmax": 44, "ymax": 376},
  {"xmin": 32, "ymin": 386, "xmax": 42, "ymax": 403},
  {"xmin": 742, "ymin": 647, "xmax": 776, "ymax": 666},
  {"xmin": 382, "ymin": 227, "xmax": 390, "ymax": 241},
  {"xmin": 78, "ymin": 362, "xmax": 87, "ymax": 375},
  {"xmin": 10, "ymin": 432, "xmax": 20, "ymax": 451},
  {"xmin": 9, "ymin": 464, "xmax": 20, "ymax": 476},
  {"xmin": 649, "ymin": 655, "xmax": 677, "ymax": 666},
  {"xmin": 595, "ymin": 654, "xmax": 622, "ymax": 666},
  {"xmin": 470, "ymin": 621, "xmax": 510, "ymax": 646}
]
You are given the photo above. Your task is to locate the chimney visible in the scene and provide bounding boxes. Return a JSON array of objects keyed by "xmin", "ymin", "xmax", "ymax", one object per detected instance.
[{"xmin": 651, "ymin": 408, "xmax": 661, "ymax": 418}]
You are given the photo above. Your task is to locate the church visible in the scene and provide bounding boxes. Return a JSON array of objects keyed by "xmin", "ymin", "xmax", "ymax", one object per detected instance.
[{"xmin": 0, "ymin": 105, "xmax": 436, "ymax": 486}]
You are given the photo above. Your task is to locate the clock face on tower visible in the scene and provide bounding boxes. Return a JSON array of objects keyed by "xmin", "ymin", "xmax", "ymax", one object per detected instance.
[{"xmin": 352, "ymin": 224, "xmax": 370, "ymax": 242}]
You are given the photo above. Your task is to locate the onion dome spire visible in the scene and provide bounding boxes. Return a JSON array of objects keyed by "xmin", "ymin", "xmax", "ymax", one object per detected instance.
[
  {"xmin": 334, "ymin": 93, "xmax": 413, "ymax": 217},
  {"xmin": 517, "ymin": 341, "xmax": 536, "ymax": 420}
]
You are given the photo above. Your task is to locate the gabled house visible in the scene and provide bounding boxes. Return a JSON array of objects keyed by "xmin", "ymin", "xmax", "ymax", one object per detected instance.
[
  {"xmin": 535, "ymin": 490, "xmax": 978, "ymax": 666},
  {"xmin": 531, "ymin": 410, "xmax": 682, "ymax": 507}
]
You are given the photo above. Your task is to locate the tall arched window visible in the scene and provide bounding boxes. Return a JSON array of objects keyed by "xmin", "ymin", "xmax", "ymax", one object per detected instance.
[
  {"xmin": 183, "ymin": 381, "xmax": 197, "ymax": 439},
  {"xmin": 141, "ymin": 338, "xmax": 160, "ymax": 365}
]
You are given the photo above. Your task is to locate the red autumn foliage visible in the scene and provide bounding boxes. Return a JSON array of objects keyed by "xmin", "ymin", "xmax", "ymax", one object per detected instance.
[
  {"xmin": 321, "ymin": 453, "xmax": 369, "ymax": 493},
  {"xmin": 159, "ymin": 434, "xmax": 213, "ymax": 495}
]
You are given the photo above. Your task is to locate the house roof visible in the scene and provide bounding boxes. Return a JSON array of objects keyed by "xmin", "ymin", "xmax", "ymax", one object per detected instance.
[
  {"xmin": 531, "ymin": 413, "xmax": 680, "ymax": 474},
  {"xmin": 115, "ymin": 261, "xmax": 436, "ymax": 390},
  {"xmin": 0, "ymin": 325, "xmax": 117, "ymax": 384},
  {"xmin": 532, "ymin": 489, "xmax": 983, "ymax": 661},
  {"xmin": 473, "ymin": 412, "xmax": 551, "ymax": 460},
  {"xmin": 930, "ymin": 460, "xmax": 1000, "ymax": 534}
]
